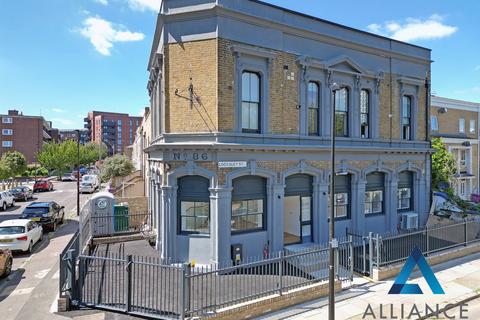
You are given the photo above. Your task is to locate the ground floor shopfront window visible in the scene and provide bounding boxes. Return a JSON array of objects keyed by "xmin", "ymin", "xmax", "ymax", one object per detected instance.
[
  {"xmin": 231, "ymin": 176, "xmax": 266, "ymax": 233},
  {"xmin": 177, "ymin": 175, "xmax": 210, "ymax": 235}
]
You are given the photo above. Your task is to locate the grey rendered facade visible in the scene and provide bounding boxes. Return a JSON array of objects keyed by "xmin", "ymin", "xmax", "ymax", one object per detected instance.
[{"xmin": 145, "ymin": 0, "xmax": 432, "ymax": 264}]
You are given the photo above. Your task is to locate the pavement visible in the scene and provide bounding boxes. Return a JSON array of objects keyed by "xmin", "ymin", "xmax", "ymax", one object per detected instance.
[
  {"xmin": 0, "ymin": 181, "xmax": 94, "ymax": 320},
  {"xmin": 259, "ymin": 252, "xmax": 480, "ymax": 320}
]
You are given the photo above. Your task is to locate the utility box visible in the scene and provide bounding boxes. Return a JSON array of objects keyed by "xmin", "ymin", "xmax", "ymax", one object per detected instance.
[
  {"xmin": 89, "ymin": 192, "xmax": 115, "ymax": 236},
  {"xmin": 114, "ymin": 204, "xmax": 129, "ymax": 232},
  {"xmin": 231, "ymin": 244, "xmax": 243, "ymax": 265}
]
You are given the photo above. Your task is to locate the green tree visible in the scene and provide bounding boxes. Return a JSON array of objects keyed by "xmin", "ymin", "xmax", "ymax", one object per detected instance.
[
  {"xmin": 2, "ymin": 151, "xmax": 27, "ymax": 177},
  {"xmin": 0, "ymin": 160, "xmax": 11, "ymax": 180},
  {"xmin": 431, "ymin": 137, "xmax": 457, "ymax": 190},
  {"xmin": 100, "ymin": 155, "xmax": 134, "ymax": 182},
  {"xmin": 81, "ymin": 142, "xmax": 108, "ymax": 165}
]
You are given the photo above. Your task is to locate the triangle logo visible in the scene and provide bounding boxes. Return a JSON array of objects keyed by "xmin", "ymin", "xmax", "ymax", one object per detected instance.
[{"xmin": 388, "ymin": 246, "xmax": 445, "ymax": 295}]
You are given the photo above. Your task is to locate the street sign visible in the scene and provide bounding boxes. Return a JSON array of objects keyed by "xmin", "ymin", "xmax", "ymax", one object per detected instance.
[{"xmin": 218, "ymin": 161, "xmax": 247, "ymax": 168}]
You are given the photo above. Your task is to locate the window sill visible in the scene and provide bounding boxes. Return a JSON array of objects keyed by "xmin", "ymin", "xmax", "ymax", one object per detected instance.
[
  {"xmin": 231, "ymin": 229, "xmax": 266, "ymax": 236},
  {"xmin": 178, "ymin": 232, "xmax": 210, "ymax": 238},
  {"xmin": 365, "ymin": 212, "xmax": 385, "ymax": 218}
]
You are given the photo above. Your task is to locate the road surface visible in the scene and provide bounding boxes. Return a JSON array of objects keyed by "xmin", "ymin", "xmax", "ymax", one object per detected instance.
[{"xmin": 0, "ymin": 181, "xmax": 93, "ymax": 320}]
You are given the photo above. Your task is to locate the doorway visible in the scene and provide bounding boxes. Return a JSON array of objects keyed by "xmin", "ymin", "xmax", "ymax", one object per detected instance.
[
  {"xmin": 283, "ymin": 174, "xmax": 313, "ymax": 246},
  {"xmin": 283, "ymin": 196, "xmax": 312, "ymax": 245}
]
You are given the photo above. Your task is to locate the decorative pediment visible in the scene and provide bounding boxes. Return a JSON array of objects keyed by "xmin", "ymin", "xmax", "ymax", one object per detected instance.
[{"xmin": 324, "ymin": 55, "xmax": 372, "ymax": 76}]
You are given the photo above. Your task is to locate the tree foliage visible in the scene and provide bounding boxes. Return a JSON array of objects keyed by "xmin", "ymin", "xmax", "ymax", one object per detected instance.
[
  {"xmin": 431, "ymin": 137, "xmax": 457, "ymax": 190},
  {"xmin": 1, "ymin": 151, "xmax": 27, "ymax": 177},
  {"xmin": 100, "ymin": 155, "xmax": 134, "ymax": 182},
  {"xmin": 36, "ymin": 141, "xmax": 108, "ymax": 174}
]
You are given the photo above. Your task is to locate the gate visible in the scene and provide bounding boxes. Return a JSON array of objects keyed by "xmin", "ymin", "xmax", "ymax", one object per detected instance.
[{"xmin": 346, "ymin": 229, "xmax": 371, "ymax": 276}]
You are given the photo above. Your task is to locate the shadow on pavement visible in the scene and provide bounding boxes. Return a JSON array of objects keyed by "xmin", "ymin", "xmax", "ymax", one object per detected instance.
[{"xmin": 0, "ymin": 268, "xmax": 25, "ymax": 303}]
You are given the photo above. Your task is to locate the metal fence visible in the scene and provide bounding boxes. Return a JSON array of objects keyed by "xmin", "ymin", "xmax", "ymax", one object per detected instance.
[
  {"xmin": 71, "ymin": 239, "xmax": 352, "ymax": 319},
  {"xmin": 373, "ymin": 220, "xmax": 480, "ymax": 267},
  {"xmin": 59, "ymin": 231, "xmax": 80, "ymax": 298}
]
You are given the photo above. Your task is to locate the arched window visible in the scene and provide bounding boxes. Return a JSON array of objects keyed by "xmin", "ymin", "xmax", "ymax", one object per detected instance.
[
  {"xmin": 360, "ymin": 89, "xmax": 370, "ymax": 138},
  {"xmin": 241, "ymin": 71, "xmax": 261, "ymax": 133},
  {"xmin": 334, "ymin": 88, "xmax": 349, "ymax": 137},
  {"xmin": 177, "ymin": 176, "xmax": 210, "ymax": 234},
  {"xmin": 365, "ymin": 172, "xmax": 384, "ymax": 215},
  {"xmin": 307, "ymin": 82, "xmax": 320, "ymax": 135},
  {"xmin": 397, "ymin": 171, "xmax": 413, "ymax": 211},
  {"xmin": 231, "ymin": 176, "xmax": 266, "ymax": 233}
]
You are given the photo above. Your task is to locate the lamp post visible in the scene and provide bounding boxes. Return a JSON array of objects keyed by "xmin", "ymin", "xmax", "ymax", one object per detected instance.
[
  {"xmin": 329, "ymin": 82, "xmax": 339, "ymax": 320},
  {"xmin": 75, "ymin": 130, "xmax": 80, "ymax": 217}
]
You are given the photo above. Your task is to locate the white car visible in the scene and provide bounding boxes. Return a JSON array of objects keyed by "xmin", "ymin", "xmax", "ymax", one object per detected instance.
[
  {"xmin": 82, "ymin": 175, "xmax": 100, "ymax": 190},
  {"xmin": 80, "ymin": 181, "xmax": 95, "ymax": 194},
  {"xmin": 0, "ymin": 191, "xmax": 15, "ymax": 211},
  {"xmin": 0, "ymin": 219, "xmax": 43, "ymax": 253}
]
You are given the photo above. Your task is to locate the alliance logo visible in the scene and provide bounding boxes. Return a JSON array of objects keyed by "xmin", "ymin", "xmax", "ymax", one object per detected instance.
[{"xmin": 388, "ymin": 246, "xmax": 445, "ymax": 295}]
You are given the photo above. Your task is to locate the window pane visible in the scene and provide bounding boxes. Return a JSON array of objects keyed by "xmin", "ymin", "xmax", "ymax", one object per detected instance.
[
  {"xmin": 181, "ymin": 202, "xmax": 195, "ymax": 216},
  {"xmin": 335, "ymin": 88, "xmax": 348, "ymax": 112},
  {"xmin": 248, "ymin": 199, "xmax": 263, "ymax": 214},
  {"xmin": 194, "ymin": 202, "xmax": 209, "ymax": 217},
  {"xmin": 372, "ymin": 201, "xmax": 382, "ymax": 213},
  {"xmin": 308, "ymin": 109, "xmax": 318, "ymax": 134},
  {"xmin": 195, "ymin": 217, "xmax": 210, "ymax": 233},
  {"xmin": 250, "ymin": 74, "xmax": 260, "ymax": 102},
  {"xmin": 335, "ymin": 205, "xmax": 347, "ymax": 218},
  {"xmin": 364, "ymin": 203, "xmax": 372, "ymax": 214},
  {"xmin": 301, "ymin": 197, "xmax": 311, "ymax": 222},
  {"xmin": 308, "ymin": 82, "xmax": 318, "ymax": 109},
  {"xmin": 335, "ymin": 112, "xmax": 347, "ymax": 136},
  {"xmin": 249, "ymin": 103, "xmax": 259, "ymax": 130},
  {"xmin": 360, "ymin": 90, "xmax": 369, "ymax": 113},
  {"xmin": 242, "ymin": 102, "xmax": 250, "ymax": 129},
  {"xmin": 181, "ymin": 217, "xmax": 196, "ymax": 232},
  {"xmin": 232, "ymin": 201, "xmax": 247, "ymax": 216},
  {"xmin": 248, "ymin": 214, "xmax": 262, "ymax": 229},
  {"xmin": 242, "ymin": 72, "xmax": 250, "ymax": 100},
  {"xmin": 302, "ymin": 225, "xmax": 312, "ymax": 237}
]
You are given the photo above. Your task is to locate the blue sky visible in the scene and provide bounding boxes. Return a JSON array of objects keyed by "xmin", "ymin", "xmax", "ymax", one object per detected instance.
[{"xmin": 0, "ymin": 0, "xmax": 479, "ymax": 129}]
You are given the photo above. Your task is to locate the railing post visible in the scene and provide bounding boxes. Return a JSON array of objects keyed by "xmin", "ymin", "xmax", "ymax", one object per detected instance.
[
  {"xmin": 375, "ymin": 234, "xmax": 381, "ymax": 268},
  {"xmin": 278, "ymin": 251, "xmax": 284, "ymax": 296},
  {"xmin": 464, "ymin": 219, "xmax": 468, "ymax": 246},
  {"xmin": 124, "ymin": 255, "xmax": 132, "ymax": 312},
  {"xmin": 181, "ymin": 263, "xmax": 190, "ymax": 320},
  {"xmin": 348, "ymin": 235, "xmax": 354, "ymax": 280},
  {"xmin": 368, "ymin": 232, "xmax": 373, "ymax": 276},
  {"xmin": 66, "ymin": 249, "xmax": 76, "ymax": 300},
  {"xmin": 426, "ymin": 225, "xmax": 429, "ymax": 256},
  {"xmin": 362, "ymin": 237, "xmax": 367, "ymax": 275}
]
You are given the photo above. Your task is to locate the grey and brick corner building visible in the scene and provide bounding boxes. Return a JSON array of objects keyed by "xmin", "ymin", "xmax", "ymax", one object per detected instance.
[{"xmin": 145, "ymin": 0, "xmax": 432, "ymax": 264}]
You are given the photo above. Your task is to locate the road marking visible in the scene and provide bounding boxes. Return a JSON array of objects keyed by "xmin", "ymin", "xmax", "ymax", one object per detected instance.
[
  {"xmin": 51, "ymin": 270, "xmax": 59, "ymax": 280},
  {"xmin": 10, "ymin": 287, "xmax": 34, "ymax": 296},
  {"xmin": 50, "ymin": 293, "xmax": 59, "ymax": 313},
  {"xmin": 34, "ymin": 269, "xmax": 51, "ymax": 279}
]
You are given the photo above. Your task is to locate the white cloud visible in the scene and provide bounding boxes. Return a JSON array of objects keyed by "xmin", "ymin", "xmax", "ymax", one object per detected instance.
[
  {"xmin": 52, "ymin": 108, "xmax": 64, "ymax": 113},
  {"xmin": 78, "ymin": 16, "xmax": 145, "ymax": 56},
  {"xmin": 93, "ymin": 0, "xmax": 108, "ymax": 5},
  {"xmin": 52, "ymin": 118, "xmax": 75, "ymax": 126},
  {"xmin": 127, "ymin": 0, "xmax": 161, "ymax": 12},
  {"xmin": 367, "ymin": 14, "xmax": 458, "ymax": 42}
]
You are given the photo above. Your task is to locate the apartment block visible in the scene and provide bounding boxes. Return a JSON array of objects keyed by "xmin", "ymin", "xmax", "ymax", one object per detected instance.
[
  {"xmin": 145, "ymin": 0, "xmax": 432, "ymax": 264},
  {"xmin": 431, "ymin": 96, "xmax": 480, "ymax": 199},
  {"xmin": 59, "ymin": 129, "xmax": 89, "ymax": 144},
  {"xmin": 84, "ymin": 111, "xmax": 142, "ymax": 155},
  {"xmin": 0, "ymin": 110, "xmax": 57, "ymax": 163}
]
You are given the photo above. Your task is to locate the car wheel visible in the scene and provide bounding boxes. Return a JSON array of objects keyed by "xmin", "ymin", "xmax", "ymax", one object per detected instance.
[
  {"xmin": 2, "ymin": 258, "xmax": 12, "ymax": 277},
  {"xmin": 27, "ymin": 241, "xmax": 33, "ymax": 253},
  {"xmin": 2, "ymin": 203, "xmax": 6, "ymax": 211}
]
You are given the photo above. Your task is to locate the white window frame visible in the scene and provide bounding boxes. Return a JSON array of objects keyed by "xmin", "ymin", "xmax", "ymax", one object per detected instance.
[
  {"xmin": 430, "ymin": 116, "xmax": 438, "ymax": 131},
  {"xmin": 2, "ymin": 141, "xmax": 13, "ymax": 148},
  {"xmin": 459, "ymin": 118, "xmax": 465, "ymax": 133},
  {"xmin": 2, "ymin": 117, "xmax": 12, "ymax": 124},
  {"xmin": 2, "ymin": 129, "xmax": 13, "ymax": 135},
  {"xmin": 470, "ymin": 119, "xmax": 476, "ymax": 134}
]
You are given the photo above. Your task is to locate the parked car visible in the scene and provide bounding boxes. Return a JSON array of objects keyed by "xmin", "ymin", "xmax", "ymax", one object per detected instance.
[
  {"xmin": 82, "ymin": 174, "xmax": 100, "ymax": 190},
  {"xmin": 72, "ymin": 171, "xmax": 82, "ymax": 180},
  {"xmin": 0, "ymin": 249, "xmax": 12, "ymax": 278},
  {"xmin": 33, "ymin": 180, "xmax": 53, "ymax": 192},
  {"xmin": 61, "ymin": 173, "xmax": 76, "ymax": 182},
  {"xmin": 9, "ymin": 186, "xmax": 33, "ymax": 202},
  {"xmin": 0, "ymin": 191, "xmax": 15, "ymax": 211},
  {"xmin": 80, "ymin": 181, "xmax": 95, "ymax": 194},
  {"xmin": 79, "ymin": 167, "xmax": 88, "ymax": 175},
  {"xmin": 20, "ymin": 202, "xmax": 64, "ymax": 232},
  {"xmin": 0, "ymin": 219, "xmax": 43, "ymax": 253}
]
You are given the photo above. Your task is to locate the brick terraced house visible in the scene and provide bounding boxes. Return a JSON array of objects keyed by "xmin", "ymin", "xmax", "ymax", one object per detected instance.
[
  {"xmin": 145, "ymin": 0, "xmax": 432, "ymax": 264},
  {"xmin": 431, "ymin": 96, "xmax": 480, "ymax": 200}
]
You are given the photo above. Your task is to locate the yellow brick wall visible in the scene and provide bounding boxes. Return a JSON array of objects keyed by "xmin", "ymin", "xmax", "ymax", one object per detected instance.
[
  {"xmin": 165, "ymin": 39, "xmax": 218, "ymax": 133},
  {"xmin": 431, "ymin": 106, "xmax": 478, "ymax": 139}
]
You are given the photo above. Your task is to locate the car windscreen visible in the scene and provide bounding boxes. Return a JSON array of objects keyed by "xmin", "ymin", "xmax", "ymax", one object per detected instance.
[
  {"xmin": 10, "ymin": 188, "xmax": 22, "ymax": 193},
  {"xmin": 0, "ymin": 226, "xmax": 25, "ymax": 234},
  {"xmin": 22, "ymin": 207, "xmax": 49, "ymax": 217}
]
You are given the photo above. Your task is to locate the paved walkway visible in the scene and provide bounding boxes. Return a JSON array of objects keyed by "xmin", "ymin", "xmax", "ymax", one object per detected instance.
[{"xmin": 260, "ymin": 252, "xmax": 480, "ymax": 320}]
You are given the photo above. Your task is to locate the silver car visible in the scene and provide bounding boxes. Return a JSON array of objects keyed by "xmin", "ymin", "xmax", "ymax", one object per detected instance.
[{"xmin": 79, "ymin": 182, "xmax": 95, "ymax": 194}]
